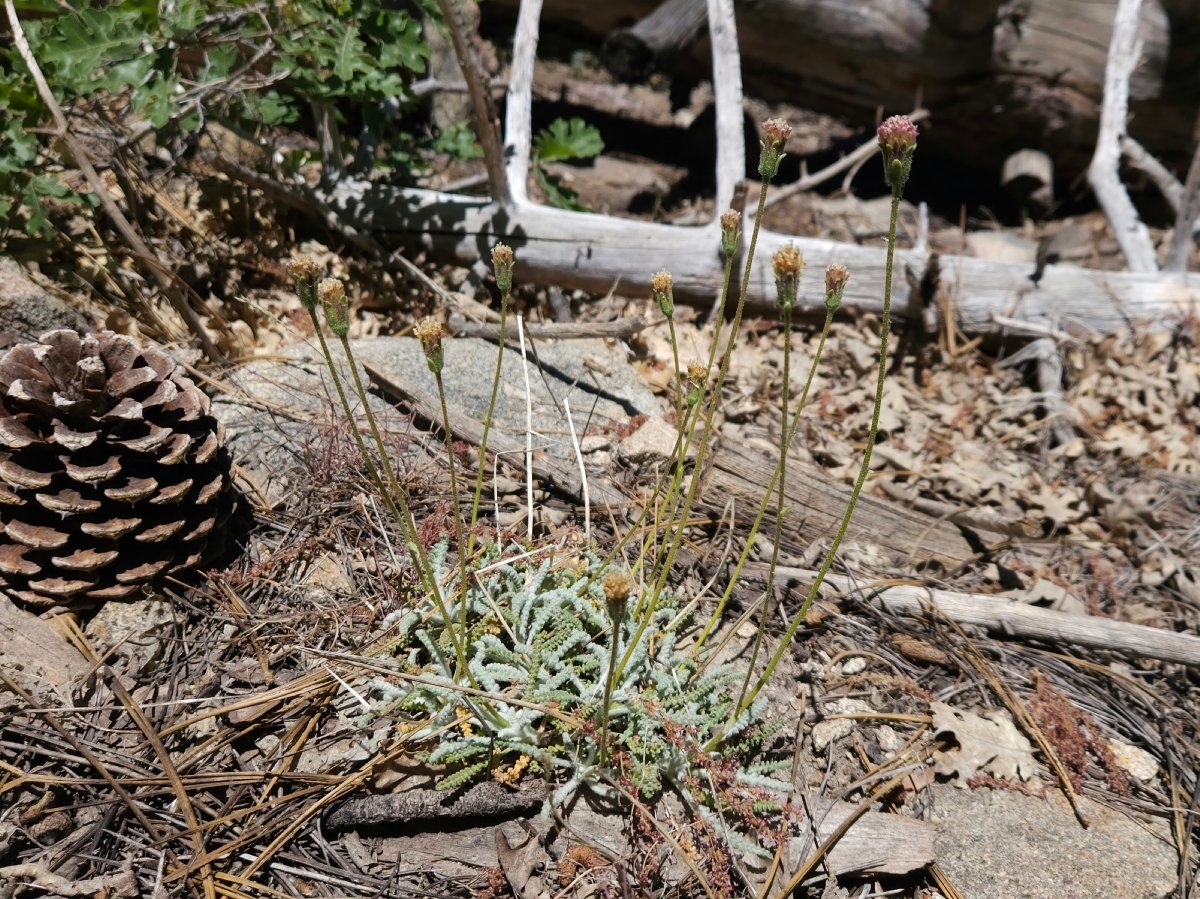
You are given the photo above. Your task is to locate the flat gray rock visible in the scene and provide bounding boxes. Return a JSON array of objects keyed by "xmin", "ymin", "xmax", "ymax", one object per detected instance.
[
  {"xmin": 932, "ymin": 783, "xmax": 1176, "ymax": 899},
  {"xmin": 214, "ymin": 334, "xmax": 662, "ymax": 506},
  {"xmin": 0, "ymin": 258, "xmax": 91, "ymax": 344}
]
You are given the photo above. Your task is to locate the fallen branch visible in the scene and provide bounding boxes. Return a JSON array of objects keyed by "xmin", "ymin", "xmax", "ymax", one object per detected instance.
[
  {"xmin": 1165, "ymin": 114, "xmax": 1200, "ymax": 272},
  {"xmin": 198, "ymin": 0, "xmax": 1196, "ymax": 335},
  {"xmin": 771, "ymin": 568, "xmax": 1200, "ymax": 666}
]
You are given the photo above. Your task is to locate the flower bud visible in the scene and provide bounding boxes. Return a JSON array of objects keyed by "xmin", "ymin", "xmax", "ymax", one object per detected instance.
[
  {"xmin": 413, "ymin": 316, "xmax": 446, "ymax": 375},
  {"xmin": 824, "ymin": 263, "xmax": 849, "ymax": 313},
  {"xmin": 289, "ymin": 256, "xmax": 321, "ymax": 310},
  {"xmin": 771, "ymin": 244, "xmax": 804, "ymax": 313},
  {"xmin": 318, "ymin": 278, "xmax": 350, "ymax": 337},
  {"xmin": 719, "ymin": 209, "xmax": 741, "ymax": 259},
  {"xmin": 758, "ymin": 117, "xmax": 792, "ymax": 181},
  {"xmin": 491, "ymin": 242, "xmax": 515, "ymax": 294},
  {"xmin": 651, "ymin": 270, "xmax": 674, "ymax": 319},
  {"xmin": 877, "ymin": 115, "xmax": 919, "ymax": 195},
  {"xmin": 684, "ymin": 362, "xmax": 708, "ymax": 407}
]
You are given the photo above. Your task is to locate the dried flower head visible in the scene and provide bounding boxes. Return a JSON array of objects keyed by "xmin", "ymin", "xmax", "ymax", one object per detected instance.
[
  {"xmin": 684, "ymin": 362, "xmax": 709, "ymax": 407},
  {"xmin": 289, "ymin": 256, "xmax": 321, "ymax": 310},
  {"xmin": 651, "ymin": 270, "xmax": 674, "ymax": 319},
  {"xmin": 413, "ymin": 316, "xmax": 446, "ymax": 375},
  {"xmin": 719, "ymin": 209, "xmax": 742, "ymax": 258},
  {"xmin": 824, "ymin": 263, "xmax": 849, "ymax": 313},
  {"xmin": 318, "ymin": 278, "xmax": 350, "ymax": 337},
  {"xmin": 758, "ymin": 117, "xmax": 792, "ymax": 181},
  {"xmin": 877, "ymin": 115, "xmax": 919, "ymax": 194},
  {"xmin": 771, "ymin": 243, "xmax": 804, "ymax": 313},
  {"xmin": 491, "ymin": 243, "xmax": 515, "ymax": 294},
  {"xmin": 602, "ymin": 569, "xmax": 632, "ymax": 621}
]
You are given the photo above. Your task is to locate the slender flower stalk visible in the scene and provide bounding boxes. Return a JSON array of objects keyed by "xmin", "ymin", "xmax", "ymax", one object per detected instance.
[
  {"xmin": 600, "ymin": 207, "xmax": 742, "ymax": 587},
  {"xmin": 289, "ymin": 261, "xmax": 467, "ymax": 677},
  {"xmin": 464, "ymin": 244, "xmax": 514, "ymax": 563},
  {"xmin": 652, "ymin": 269, "xmax": 683, "ymax": 430},
  {"xmin": 289, "ymin": 262, "xmax": 381, "ymax": 498},
  {"xmin": 648, "ymin": 120, "xmax": 790, "ymax": 594},
  {"xmin": 613, "ymin": 119, "xmax": 791, "ymax": 690},
  {"xmin": 598, "ymin": 569, "xmax": 632, "ymax": 766},
  {"xmin": 735, "ymin": 116, "xmax": 917, "ymax": 715},
  {"xmin": 415, "ymin": 315, "xmax": 473, "ymax": 669},
  {"xmin": 731, "ymin": 245, "xmax": 804, "ymax": 706}
]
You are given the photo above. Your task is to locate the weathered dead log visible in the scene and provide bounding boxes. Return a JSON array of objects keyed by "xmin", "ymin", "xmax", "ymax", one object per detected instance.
[
  {"xmin": 323, "ymin": 178, "xmax": 1200, "ymax": 335},
  {"xmin": 487, "ymin": 0, "xmax": 1198, "ymax": 179},
  {"xmin": 602, "ymin": 0, "xmax": 708, "ymax": 80},
  {"xmin": 699, "ymin": 440, "xmax": 1018, "ymax": 570}
]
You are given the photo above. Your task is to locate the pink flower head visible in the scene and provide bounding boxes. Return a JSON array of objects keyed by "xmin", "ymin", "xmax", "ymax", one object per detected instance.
[
  {"xmin": 824, "ymin": 263, "xmax": 849, "ymax": 312},
  {"xmin": 877, "ymin": 115, "xmax": 918, "ymax": 194},
  {"xmin": 761, "ymin": 118, "xmax": 792, "ymax": 151},
  {"xmin": 491, "ymin": 243, "xmax": 515, "ymax": 293},
  {"xmin": 758, "ymin": 117, "xmax": 793, "ymax": 181},
  {"xmin": 877, "ymin": 116, "xmax": 919, "ymax": 158},
  {"xmin": 719, "ymin": 209, "xmax": 742, "ymax": 258},
  {"xmin": 651, "ymin": 269, "xmax": 674, "ymax": 319}
]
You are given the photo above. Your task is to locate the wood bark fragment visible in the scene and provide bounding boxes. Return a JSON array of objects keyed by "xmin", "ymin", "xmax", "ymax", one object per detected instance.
[
  {"xmin": 1001, "ymin": 149, "xmax": 1055, "ymax": 214},
  {"xmin": 797, "ymin": 801, "xmax": 935, "ymax": 877},
  {"xmin": 325, "ymin": 779, "xmax": 544, "ymax": 831},
  {"xmin": 699, "ymin": 440, "xmax": 1022, "ymax": 569}
]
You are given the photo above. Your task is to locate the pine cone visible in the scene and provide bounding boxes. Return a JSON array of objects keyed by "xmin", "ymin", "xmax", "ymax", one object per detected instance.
[{"xmin": 0, "ymin": 330, "xmax": 236, "ymax": 611}]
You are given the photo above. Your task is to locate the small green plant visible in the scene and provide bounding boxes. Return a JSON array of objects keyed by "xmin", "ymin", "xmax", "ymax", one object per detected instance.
[
  {"xmin": 298, "ymin": 113, "xmax": 919, "ymax": 880},
  {"xmin": 1, "ymin": 0, "xmax": 432, "ymax": 237},
  {"xmin": 532, "ymin": 116, "xmax": 605, "ymax": 210},
  {"xmin": 370, "ymin": 542, "xmax": 790, "ymax": 809}
]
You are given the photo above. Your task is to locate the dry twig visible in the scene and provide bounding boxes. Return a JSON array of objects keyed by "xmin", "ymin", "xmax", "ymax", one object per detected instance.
[{"xmin": 1087, "ymin": 0, "xmax": 1158, "ymax": 272}]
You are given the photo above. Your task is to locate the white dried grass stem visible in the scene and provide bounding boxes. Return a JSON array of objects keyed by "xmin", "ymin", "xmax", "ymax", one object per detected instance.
[
  {"xmin": 517, "ymin": 314, "xmax": 534, "ymax": 540},
  {"xmin": 492, "ymin": 455, "xmax": 502, "ymax": 545},
  {"xmin": 563, "ymin": 397, "xmax": 590, "ymax": 541}
]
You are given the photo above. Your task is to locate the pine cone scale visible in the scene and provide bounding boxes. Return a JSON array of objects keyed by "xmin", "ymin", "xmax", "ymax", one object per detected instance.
[
  {"xmin": 6, "ymin": 520, "xmax": 71, "ymax": 549},
  {"xmin": 35, "ymin": 488, "xmax": 102, "ymax": 514},
  {"xmin": 0, "ymin": 459, "xmax": 55, "ymax": 489}
]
